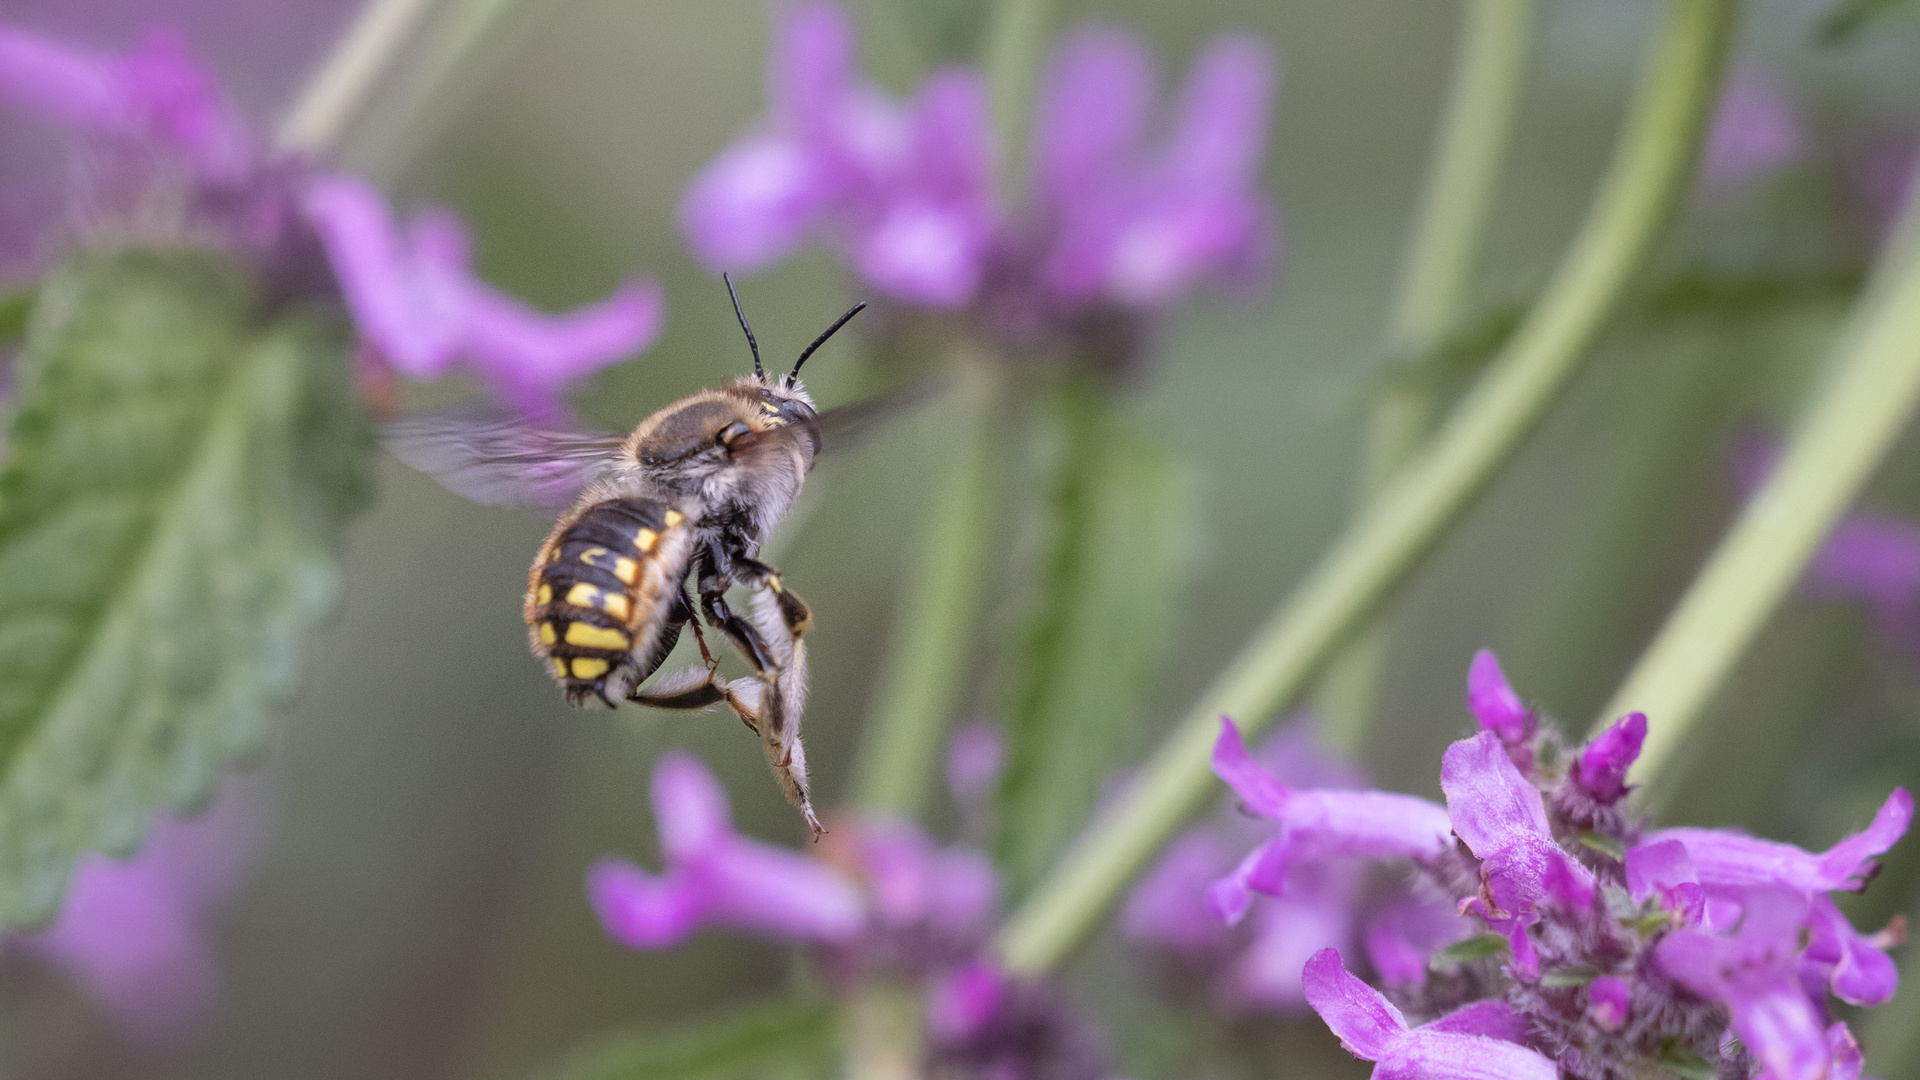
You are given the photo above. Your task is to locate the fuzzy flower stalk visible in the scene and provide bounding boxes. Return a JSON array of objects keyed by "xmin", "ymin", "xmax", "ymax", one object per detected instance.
[
  {"xmin": 683, "ymin": 0, "xmax": 1277, "ymax": 374},
  {"xmin": 1205, "ymin": 650, "xmax": 1909, "ymax": 1080}
]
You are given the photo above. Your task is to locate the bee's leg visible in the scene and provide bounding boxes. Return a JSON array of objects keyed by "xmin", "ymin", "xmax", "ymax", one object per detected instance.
[
  {"xmin": 700, "ymin": 588, "xmax": 777, "ymax": 674},
  {"xmin": 731, "ymin": 557, "xmax": 812, "ymax": 640},
  {"xmin": 681, "ymin": 587, "xmax": 719, "ymax": 670},
  {"xmin": 627, "ymin": 666, "xmax": 762, "ymax": 735}
]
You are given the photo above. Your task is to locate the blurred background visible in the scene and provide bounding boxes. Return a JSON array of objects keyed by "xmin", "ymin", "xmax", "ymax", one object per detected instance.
[{"xmin": 2, "ymin": 0, "xmax": 1920, "ymax": 1076}]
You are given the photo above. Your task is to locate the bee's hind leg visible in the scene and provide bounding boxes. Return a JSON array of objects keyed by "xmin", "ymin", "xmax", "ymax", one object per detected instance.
[
  {"xmin": 628, "ymin": 665, "xmax": 765, "ymax": 735},
  {"xmin": 731, "ymin": 557, "xmax": 812, "ymax": 641}
]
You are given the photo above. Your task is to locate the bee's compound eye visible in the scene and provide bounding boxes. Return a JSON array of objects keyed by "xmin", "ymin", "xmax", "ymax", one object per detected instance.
[{"xmin": 716, "ymin": 421, "xmax": 752, "ymax": 449}]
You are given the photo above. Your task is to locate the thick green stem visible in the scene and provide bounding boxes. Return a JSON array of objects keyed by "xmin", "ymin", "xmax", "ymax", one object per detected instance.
[
  {"xmin": 1599, "ymin": 172, "xmax": 1920, "ymax": 789},
  {"xmin": 982, "ymin": 0, "xmax": 1051, "ymax": 198},
  {"xmin": 994, "ymin": 0, "xmax": 1741, "ymax": 976},
  {"xmin": 841, "ymin": 980, "xmax": 925, "ymax": 1080},
  {"xmin": 850, "ymin": 373, "xmax": 998, "ymax": 816},
  {"xmin": 1318, "ymin": 0, "xmax": 1537, "ymax": 753},
  {"xmin": 277, "ymin": 0, "xmax": 439, "ymax": 154}
]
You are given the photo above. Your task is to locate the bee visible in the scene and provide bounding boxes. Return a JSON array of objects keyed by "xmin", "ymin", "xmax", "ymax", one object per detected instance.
[{"xmin": 384, "ymin": 277, "xmax": 870, "ymax": 835}]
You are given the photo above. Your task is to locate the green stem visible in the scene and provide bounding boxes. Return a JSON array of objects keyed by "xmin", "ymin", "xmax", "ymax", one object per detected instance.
[
  {"xmin": 277, "ymin": 0, "xmax": 439, "ymax": 154},
  {"xmin": 994, "ymin": 0, "xmax": 1741, "ymax": 976},
  {"xmin": 841, "ymin": 980, "xmax": 925, "ymax": 1080},
  {"xmin": 1599, "ymin": 170, "xmax": 1920, "ymax": 790},
  {"xmin": 1318, "ymin": 0, "xmax": 1537, "ymax": 753},
  {"xmin": 850, "ymin": 371, "xmax": 998, "ymax": 816},
  {"xmin": 981, "ymin": 0, "xmax": 1052, "ymax": 198}
]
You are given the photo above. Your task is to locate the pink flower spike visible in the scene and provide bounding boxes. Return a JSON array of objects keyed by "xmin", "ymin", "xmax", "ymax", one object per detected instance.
[
  {"xmin": 1302, "ymin": 949, "xmax": 1559, "ymax": 1080},
  {"xmin": 1466, "ymin": 650, "xmax": 1533, "ymax": 745}
]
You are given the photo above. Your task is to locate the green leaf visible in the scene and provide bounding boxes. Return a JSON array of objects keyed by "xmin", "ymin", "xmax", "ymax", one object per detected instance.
[
  {"xmin": 531, "ymin": 996, "xmax": 837, "ymax": 1080},
  {"xmin": 1430, "ymin": 933, "xmax": 1512, "ymax": 968},
  {"xmin": 1655, "ymin": 1041, "xmax": 1720, "ymax": 1080},
  {"xmin": 0, "ymin": 285, "xmax": 33, "ymax": 345},
  {"xmin": 1539, "ymin": 965, "xmax": 1600, "ymax": 988},
  {"xmin": 1818, "ymin": 0, "xmax": 1918, "ymax": 42},
  {"xmin": 0, "ymin": 245, "xmax": 372, "ymax": 926},
  {"xmin": 993, "ymin": 381, "xmax": 1195, "ymax": 898},
  {"xmin": 1577, "ymin": 830, "xmax": 1627, "ymax": 861}
]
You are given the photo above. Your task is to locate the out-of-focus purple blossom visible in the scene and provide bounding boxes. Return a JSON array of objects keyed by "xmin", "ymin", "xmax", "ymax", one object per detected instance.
[
  {"xmin": 303, "ymin": 175, "xmax": 664, "ymax": 421},
  {"xmin": 1851, "ymin": 139, "xmax": 1920, "ymax": 237},
  {"xmin": 0, "ymin": 19, "xmax": 664, "ymax": 420},
  {"xmin": 1206, "ymin": 652, "xmax": 1911, "ymax": 1080},
  {"xmin": 1206, "ymin": 717, "xmax": 1452, "ymax": 926},
  {"xmin": 682, "ymin": 2, "xmax": 1277, "ymax": 328},
  {"xmin": 946, "ymin": 720, "xmax": 1004, "ymax": 815},
  {"xmin": 927, "ymin": 958, "xmax": 1005, "ymax": 1043},
  {"xmin": 10, "ymin": 778, "xmax": 264, "ymax": 1046},
  {"xmin": 0, "ymin": 23, "xmax": 250, "ymax": 181},
  {"xmin": 1362, "ymin": 893, "xmax": 1472, "ymax": 989},
  {"xmin": 1733, "ymin": 430, "xmax": 1920, "ymax": 661},
  {"xmin": 1031, "ymin": 27, "xmax": 1277, "ymax": 310},
  {"xmin": 1699, "ymin": 65, "xmax": 1806, "ymax": 189},
  {"xmin": 1302, "ymin": 949, "xmax": 1560, "ymax": 1080},
  {"xmin": 588, "ymin": 752, "xmax": 864, "ymax": 949}
]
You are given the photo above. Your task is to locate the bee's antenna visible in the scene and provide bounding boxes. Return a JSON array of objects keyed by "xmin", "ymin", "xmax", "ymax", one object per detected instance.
[
  {"xmin": 723, "ymin": 273, "xmax": 764, "ymax": 380},
  {"xmin": 788, "ymin": 301, "xmax": 867, "ymax": 384}
]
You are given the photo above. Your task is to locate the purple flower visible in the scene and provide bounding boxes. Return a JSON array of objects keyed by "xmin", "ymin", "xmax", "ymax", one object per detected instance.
[
  {"xmin": 588, "ymin": 751, "xmax": 864, "ymax": 949},
  {"xmin": 1466, "ymin": 649, "xmax": 1534, "ymax": 748},
  {"xmin": 1642, "ymin": 786, "xmax": 1912, "ymax": 897},
  {"xmin": 1031, "ymin": 27, "xmax": 1277, "ymax": 309},
  {"xmin": 11, "ymin": 778, "xmax": 264, "ymax": 1045},
  {"xmin": 303, "ymin": 174, "xmax": 664, "ymax": 420},
  {"xmin": 1302, "ymin": 948, "xmax": 1559, "ymax": 1080},
  {"xmin": 0, "ymin": 23, "xmax": 250, "ymax": 180},
  {"xmin": 681, "ymin": 2, "xmax": 991, "ymax": 308},
  {"xmin": 1699, "ymin": 65, "xmax": 1806, "ymax": 189},
  {"xmin": 946, "ymin": 720, "xmax": 1004, "ymax": 815},
  {"xmin": 1655, "ymin": 886, "xmax": 1831, "ymax": 1080},
  {"xmin": 682, "ymin": 3, "xmax": 1278, "ymax": 324},
  {"xmin": 1210, "ymin": 653, "xmax": 1910, "ymax": 1079},
  {"xmin": 1205, "ymin": 717, "xmax": 1452, "ymax": 926},
  {"xmin": 1441, "ymin": 731, "xmax": 1595, "ymax": 917},
  {"xmin": 1572, "ymin": 711, "xmax": 1645, "ymax": 804}
]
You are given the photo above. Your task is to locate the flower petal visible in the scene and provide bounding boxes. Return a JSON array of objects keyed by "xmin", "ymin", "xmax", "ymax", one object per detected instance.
[
  {"xmin": 1205, "ymin": 837, "xmax": 1288, "ymax": 926},
  {"xmin": 651, "ymin": 751, "xmax": 734, "ymax": 864},
  {"xmin": 679, "ymin": 134, "xmax": 837, "ymax": 271},
  {"xmin": 1649, "ymin": 787, "xmax": 1912, "ymax": 896},
  {"xmin": 1233, "ymin": 888, "xmax": 1356, "ymax": 1009},
  {"xmin": 1301, "ymin": 948, "xmax": 1407, "ymax": 1061},
  {"xmin": 1033, "ymin": 25, "xmax": 1154, "ymax": 203},
  {"xmin": 1162, "ymin": 34, "xmax": 1275, "ymax": 190},
  {"xmin": 464, "ymin": 277, "xmax": 665, "ymax": 420},
  {"xmin": 928, "ymin": 960, "xmax": 1005, "ymax": 1043},
  {"xmin": 697, "ymin": 836, "xmax": 866, "ymax": 943},
  {"xmin": 1806, "ymin": 894, "xmax": 1899, "ymax": 1007},
  {"xmin": 1376, "ymin": 1031, "xmax": 1561, "ymax": 1080},
  {"xmin": 1816, "ymin": 786, "xmax": 1913, "ymax": 888},
  {"xmin": 1420, "ymin": 999, "xmax": 1529, "ymax": 1043},
  {"xmin": 1466, "ymin": 650, "xmax": 1532, "ymax": 744},
  {"xmin": 1575, "ymin": 712, "xmax": 1645, "ymax": 803},
  {"xmin": 1586, "ymin": 976, "xmax": 1630, "ymax": 1031},
  {"xmin": 587, "ymin": 857, "xmax": 704, "ymax": 949},
  {"xmin": 303, "ymin": 174, "xmax": 465, "ymax": 378},
  {"xmin": 1443, "ymin": 732, "xmax": 1593, "ymax": 912},
  {"xmin": 1211, "ymin": 716, "xmax": 1292, "ymax": 818}
]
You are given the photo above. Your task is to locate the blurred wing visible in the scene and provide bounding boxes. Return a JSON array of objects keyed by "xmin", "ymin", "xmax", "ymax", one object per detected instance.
[
  {"xmin": 812, "ymin": 377, "xmax": 938, "ymax": 453},
  {"xmin": 382, "ymin": 412, "xmax": 627, "ymax": 509}
]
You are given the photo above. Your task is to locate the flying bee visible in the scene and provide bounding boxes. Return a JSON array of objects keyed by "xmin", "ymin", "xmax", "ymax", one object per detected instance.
[{"xmin": 384, "ymin": 277, "xmax": 871, "ymax": 836}]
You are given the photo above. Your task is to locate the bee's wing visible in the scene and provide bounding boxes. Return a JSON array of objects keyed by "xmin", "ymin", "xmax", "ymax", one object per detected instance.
[
  {"xmin": 381, "ymin": 412, "xmax": 628, "ymax": 509},
  {"xmin": 811, "ymin": 377, "xmax": 938, "ymax": 453}
]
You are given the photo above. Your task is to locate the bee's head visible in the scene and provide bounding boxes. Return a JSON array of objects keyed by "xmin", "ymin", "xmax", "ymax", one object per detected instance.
[{"xmin": 722, "ymin": 273, "xmax": 864, "ymax": 402}]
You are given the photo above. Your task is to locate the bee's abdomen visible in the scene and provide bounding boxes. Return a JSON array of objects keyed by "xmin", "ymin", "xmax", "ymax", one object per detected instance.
[{"xmin": 526, "ymin": 496, "xmax": 689, "ymax": 694}]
